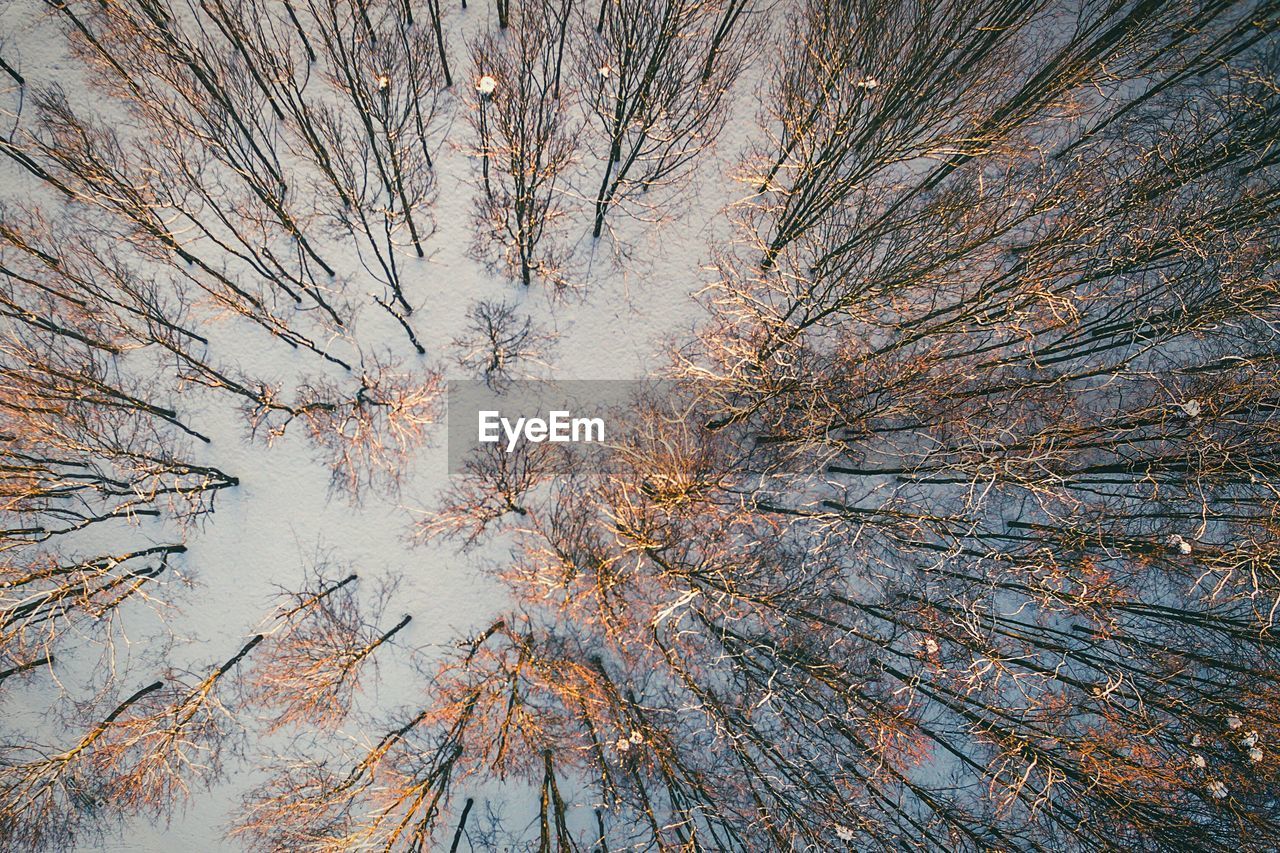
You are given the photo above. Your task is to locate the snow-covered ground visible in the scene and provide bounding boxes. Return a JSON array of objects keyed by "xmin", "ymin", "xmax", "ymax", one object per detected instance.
[{"xmin": 0, "ymin": 0, "xmax": 766, "ymax": 847}]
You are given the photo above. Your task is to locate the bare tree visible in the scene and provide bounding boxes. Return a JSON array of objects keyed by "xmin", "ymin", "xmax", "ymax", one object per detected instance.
[
  {"xmin": 0, "ymin": 633, "xmax": 263, "ymax": 851},
  {"xmin": 469, "ymin": 7, "xmax": 578, "ymax": 288},
  {"xmin": 246, "ymin": 571, "xmax": 412, "ymax": 732},
  {"xmin": 578, "ymin": 0, "xmax": 752, "ymax": 237},
  {"xmin": 452, "ymin": 299, "xmax": 554, "ymax": 390},
  {"xmin": 292, "ymin": 358, "xmax": 444, "ymax": 500}
]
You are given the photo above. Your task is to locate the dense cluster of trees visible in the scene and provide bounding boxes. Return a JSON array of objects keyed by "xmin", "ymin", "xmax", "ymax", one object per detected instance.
[
  {"xmin": 422, "ymin": 0, "xmax": 1280, "ymax": 850},
  {"xmin": 2, "ymin": 0, "xmax": 1278, "ymax": 850}
]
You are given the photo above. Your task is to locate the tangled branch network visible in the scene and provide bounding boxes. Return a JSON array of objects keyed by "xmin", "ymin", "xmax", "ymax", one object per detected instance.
[{"xmin": 1, "ymin": 0, "xmax": 1280, "ymax": 850}]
